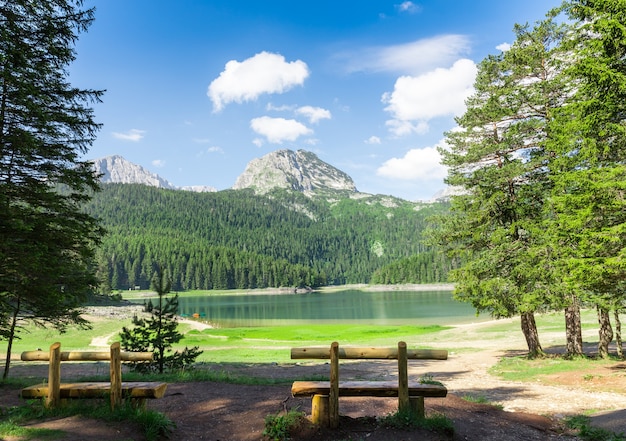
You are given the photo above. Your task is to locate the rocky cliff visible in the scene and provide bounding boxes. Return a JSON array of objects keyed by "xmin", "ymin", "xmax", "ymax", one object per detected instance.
[
  {"xmin": 232, "ymin": 149, "xmax": 357, "ymax": 194},
  {"xmin": 90, "ymin": 155, "xmax": 216, "ymax": 192}
]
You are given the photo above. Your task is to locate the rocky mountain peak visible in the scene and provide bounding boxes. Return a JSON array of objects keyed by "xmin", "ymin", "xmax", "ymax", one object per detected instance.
[
  {"xmin": 91, "ymin": 155, "xmax": 176, "ymax": 189},
  {"xmin": 232, "ymin": 149, "xmax": 357, "ymax": 194},
  {"xmin": 90, "ymin": 155, "xmax": 216, "ymax": 192}
]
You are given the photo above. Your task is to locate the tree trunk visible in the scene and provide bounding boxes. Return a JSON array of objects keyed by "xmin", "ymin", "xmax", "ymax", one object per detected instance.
[
  {"xmin": 597, "ymin": 306, "xmax": 613, "ymax": 358},
  {"xmin": 615, "ymin": 310, "xmax": 623, "ymax": 359},
  {"xmin": 2, "ymin": 300, "xmax": 20, "ymax": 380},
  {"xmin": 565, "ymin": 299, "xmax": 584, "ymax": 357},
  {"xmin": 520, "ymin": 311, "xmax": 544, "ymax": 357}
]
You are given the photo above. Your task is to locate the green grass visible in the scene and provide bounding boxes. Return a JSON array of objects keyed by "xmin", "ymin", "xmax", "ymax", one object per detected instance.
[
  {"xmin": 0, "ymin": 399, "xmax": 174, "ymax": 441},
  {"xmin": 565, "ymin": 415, "xmax": 626, "ymax": 441},
  {"xmin": 8, "ymin": 316, "xmax": 135, "ymax": 355},
  {"xmin": 263, "ymin": 409, "xmax": 307, "ymax": 441},
  {"xmin": 0, "ymin": 420, "xmax": 62, "ymax": 440},
  {"xmin": 380, "ymin": 408, "xmax": 454, "ymax": 435},
  {"xmin": 490, "ymin": 355, "xmax": 618, "ymax": 382},
  {"xmin": 180, "ymin": 324, "xmax": 448, "ymax": 363},
  {"xmin": 461, "ymin": 394, "xmax": 504, "ymax": 410}
]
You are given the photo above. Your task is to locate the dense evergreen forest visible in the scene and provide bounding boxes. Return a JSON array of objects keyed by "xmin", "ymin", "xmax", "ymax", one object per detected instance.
[{"xmin": 84, "ymin": 184, "xmax": 451, "ymax": 291}]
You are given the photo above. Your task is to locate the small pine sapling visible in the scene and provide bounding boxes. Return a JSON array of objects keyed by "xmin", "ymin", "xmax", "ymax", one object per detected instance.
[{"xmin": 120, "ymin": 265, "xmax": 202, "ymax": 373}]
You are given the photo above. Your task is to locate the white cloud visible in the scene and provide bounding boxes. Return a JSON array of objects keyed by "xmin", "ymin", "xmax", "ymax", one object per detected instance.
[
  {"xmin": 496, "ymin": 42, "xmax": 511, "ymax": 52},
  {"xmin": 382, "ymin": 59, "xmax": 477, "ymax": 135},
  {"xmin": 112, "ymin": 129, "xmax": 145, "ymax": 142},
  {"xmin": 266, "ymin": 103, "xmax": 296, "ymax": 112},
  {"xmin": 152, "ymin": 159, "xmax": 165, "ymax": 168},
  {"xmin": 338, "ymin": 35, "xmax": 471, "ymax": 75},
  {"xmin": 395, "ymin": 1, "xmax": 420, "ymax": 13},
  {"xmin": 207, "ymin": 146, "xmax": 224, "ymax": 153},
  {"xmin": 385, "ymin": 119, "xmax": 429, "ymax": 137},
  {"xmin": 295, "ymin": 106, "xmax": 331, "ymax": 124},
  {"xmin": 377, "ymin": 143, "xmax": 448, "ymax": 180},
  {"xmin": 365, "ymin": 136, "xmax": 381, "ymax": 144},
  {"xmin": 208, "ymin": 52, "xmax": 309, "ymax": 112},
  {"xmin": 250, "ymin": 116, "xmax": 313, "ymax": 144}
]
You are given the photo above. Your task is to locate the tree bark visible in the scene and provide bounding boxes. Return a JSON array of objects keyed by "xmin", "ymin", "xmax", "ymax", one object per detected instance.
[
  {"xmin": 597, "ymin": 306, "xmax": 613, "ymax": 358},
  {"xmin": 2, "ymin": 298, "xmax": 20, "ymax": 380},
  {"xmin": 615, "ymin": 310, "xmax": 623, "ymax": 359},
  {"xmin": 565, "ymin": 299, "xmax": 584, "ymax": 357},
  {"xmin": 520, "ymin": 311, "xmax": 544, "ymax": 357}
]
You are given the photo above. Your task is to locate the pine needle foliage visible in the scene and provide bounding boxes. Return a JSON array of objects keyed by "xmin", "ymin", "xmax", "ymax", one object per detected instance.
[{"xmin": 120, "ymin": 265, "xmax": 202, "ymax": 373}]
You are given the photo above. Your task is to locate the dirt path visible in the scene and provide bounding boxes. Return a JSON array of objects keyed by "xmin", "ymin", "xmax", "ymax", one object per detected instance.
[
  {"xmin": 6, "ymin": 345, "xmax": 625, "ymax": 440},
  {"xmin": 5, "ymin": 311, "xmax": 626, "ymax": 440}
]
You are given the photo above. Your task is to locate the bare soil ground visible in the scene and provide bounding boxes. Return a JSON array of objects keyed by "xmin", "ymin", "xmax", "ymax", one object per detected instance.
[{"xmin": 3, "ymin": 318, "xmax": 626, "ymax": 440}]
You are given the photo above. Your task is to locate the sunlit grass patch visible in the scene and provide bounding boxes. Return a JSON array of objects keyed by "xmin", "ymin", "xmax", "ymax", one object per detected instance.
[{"xmin": 490, "ymin": 355, "xmax": 617, "ymax": 382}]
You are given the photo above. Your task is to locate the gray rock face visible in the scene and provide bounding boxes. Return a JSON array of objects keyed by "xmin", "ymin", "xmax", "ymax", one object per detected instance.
[
  {"xmin": 90, "ymin": 155, "xmax": 216, "ymax": 192},
  {"xmin": 232, "ymin": 149, "xmax": 357, "ymax": 194},
  {"xmin": 91, "ymin": 155, "xmax": 176, "ymax": 188}
]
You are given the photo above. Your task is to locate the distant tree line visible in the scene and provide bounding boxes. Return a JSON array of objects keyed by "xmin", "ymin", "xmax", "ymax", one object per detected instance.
[
  {"xmin": 371, "ymin": 252, "xmax": 452, "ymax": 285},
  {"xmin": 84, "ymin": 184, "xmax": 451, "ymax": 291}
]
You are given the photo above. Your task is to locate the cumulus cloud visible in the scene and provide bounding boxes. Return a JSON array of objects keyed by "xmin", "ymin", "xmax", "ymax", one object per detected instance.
[
  {"xmin": 250, "ymin": 116, "xmax": 313, "ymax": 144},
  {"xmin": 385, "ymin": 120, "xmax": 429, "ymax": 137},
  {"xmin": 337, "ymin": 35, "xmax": 471, "ymax": 75},
  {"xmin": 496, "ymin": 42, "xmax": 511, "ymax": 52},
  {"xmin": 295, "ymin": 106, "xmax": 331, "ymax": 124},
  {"xmin": 266, "ymin": 103, "xmax": 296, "ymax": 112},
  {"xmin": 365, "ymin": 136, "xmax": 381, "ymax": 144},
  {"xmin": 152, "ymin": 159, "xmax": 165, "ymax": 168},
  {"xmin": 112, "ymin": 129, "xmax": 145, "ymax": 142},
  {"xmin": 377, "ymin": 143, "xmax": 448, "ymax": 180},
  {"xmin": 208, "ymin": 52, "xmax": 309, "ymax": 112},
  {"xmin": 382, "ymin": 58, "xmax": 477, "ymax": 136}
]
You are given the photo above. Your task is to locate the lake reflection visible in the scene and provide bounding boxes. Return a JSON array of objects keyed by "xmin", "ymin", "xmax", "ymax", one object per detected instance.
[{"xmin": 162, "ymin": 289, "xmax": 481, "ymax": 327}]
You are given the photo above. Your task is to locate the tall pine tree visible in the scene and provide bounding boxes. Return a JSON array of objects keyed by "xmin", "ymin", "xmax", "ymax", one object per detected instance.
[
  {"xmin": 0, "ymin": 0, "xmax": 104, "ymax": 378},
  {"xmin": 433, "ymin": 12, "xmax": 568, "ymax": 357}
]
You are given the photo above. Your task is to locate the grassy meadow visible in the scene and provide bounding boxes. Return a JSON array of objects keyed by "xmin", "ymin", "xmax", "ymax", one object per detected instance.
[{"xmin": 2, "ymin": 297, "xmax": 604, "ymax": 365}]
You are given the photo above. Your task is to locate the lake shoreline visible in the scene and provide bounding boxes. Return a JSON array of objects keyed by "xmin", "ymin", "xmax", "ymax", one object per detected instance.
[{"xmin": 123, "ymin": 283, "xmax": 456, "ymax": 299}]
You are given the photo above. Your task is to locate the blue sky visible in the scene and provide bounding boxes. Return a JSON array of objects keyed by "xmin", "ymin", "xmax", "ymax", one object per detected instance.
[{"xmin": 71, "ymin": 0, "xmax": 561, "ymax": 201}]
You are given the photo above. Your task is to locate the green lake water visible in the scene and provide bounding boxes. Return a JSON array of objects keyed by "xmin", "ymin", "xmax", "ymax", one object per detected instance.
[{"xmin": 164, "ymin": 289, "xmax": 483, "ymax": 327}]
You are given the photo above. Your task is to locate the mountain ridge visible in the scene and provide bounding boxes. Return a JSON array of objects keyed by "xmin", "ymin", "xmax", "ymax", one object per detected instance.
[
  {"xmin": 90, "ymin": 150, "xmax": 359, "ymax": 196},
  {"xmin": 90, "ymin": 155, "xmax": 217, "ymax": 193},
  {"xmin": 90, "ymin": 150, "xmax": 454, "ymax": 201}
]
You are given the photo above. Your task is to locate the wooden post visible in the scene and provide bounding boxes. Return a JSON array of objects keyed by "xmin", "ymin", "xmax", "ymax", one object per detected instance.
[
  {"xmin": 311, "ymin": 394, "xmax": 330, "ymax": 426},
  {"xmin": 47, "ymin": 342, "xmax": 61, "ymax": 408},
  {"xmin": 329, "ymin": 342, "xmax": 339, "ymax": 429},
  {"xmin": 410, "ymin": 396, "xmax": 425, "ymax": 419},
  {"xmin": 110, "ymin": 342, "xmax": 122, "ymax": 409},
  {"xmin": 397, "ymin": 341, "xmax": 409, "ymax": 413}
]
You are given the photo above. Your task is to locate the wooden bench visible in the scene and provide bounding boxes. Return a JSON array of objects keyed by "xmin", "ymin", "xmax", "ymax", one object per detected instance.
[
  {"xmin": 291, "ymin": 341, "xmax": 447, "ymax": 428},
  {"xmin": 20, "ymin": 342, "xmax": 167, "ymax": 409}
]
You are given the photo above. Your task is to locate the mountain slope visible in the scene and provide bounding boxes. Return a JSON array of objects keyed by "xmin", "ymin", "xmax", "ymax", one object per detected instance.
[
  {"xmin": 232, "ymin": 149, "xmax": 357, "ymax": 194},
  {"xmin": 84, "ymin": 183, "xmax": 451, "ymax": 291},
  {"xmin": 90, "ymin": 155, "xmax": 216, "ymax": 192}
]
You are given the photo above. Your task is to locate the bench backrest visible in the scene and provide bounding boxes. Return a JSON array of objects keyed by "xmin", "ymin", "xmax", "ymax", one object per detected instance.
[
  {"xmin": 20, "ymin": 342, "xmax": 153, "ymax": 408},
  {"xmin": 291, "ymin": 341, "xmax": 447, "ymax": 427},
  {"xmin": 291, "ymin": 345, "xmax": 448, "ymax": 360}
]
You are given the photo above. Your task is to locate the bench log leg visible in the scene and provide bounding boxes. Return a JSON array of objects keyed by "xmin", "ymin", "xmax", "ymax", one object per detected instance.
[
  {"xmin": 410, "ymin": 396, "xmax": 425, "ymax": 419},
  {"xmin": 131, "ymin": 397, "xmax": 147, "ymax": 409},
  {"xmin": 311, "ymin": 394, "xmax": 330, "ymax": 427}
]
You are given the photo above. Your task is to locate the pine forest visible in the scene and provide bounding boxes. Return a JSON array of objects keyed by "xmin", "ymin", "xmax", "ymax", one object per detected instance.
[{"xmin": 84, "ymin": 184, "xmax": 452, "ymax": 292}]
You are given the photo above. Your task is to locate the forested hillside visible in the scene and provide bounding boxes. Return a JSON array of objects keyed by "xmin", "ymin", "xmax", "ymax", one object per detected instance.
[{"xmin": 84, "ymin": 184, "xmax": 451, "ymax": 291}]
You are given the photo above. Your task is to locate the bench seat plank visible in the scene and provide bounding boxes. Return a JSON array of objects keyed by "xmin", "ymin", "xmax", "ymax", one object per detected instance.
[
  {"xmin": 291, "ymin": 380, "xmax": 447, "ymax": 398},
  {"xmin": 21, "ymin": 382, "xmax": 167, "ymax": 399}
]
